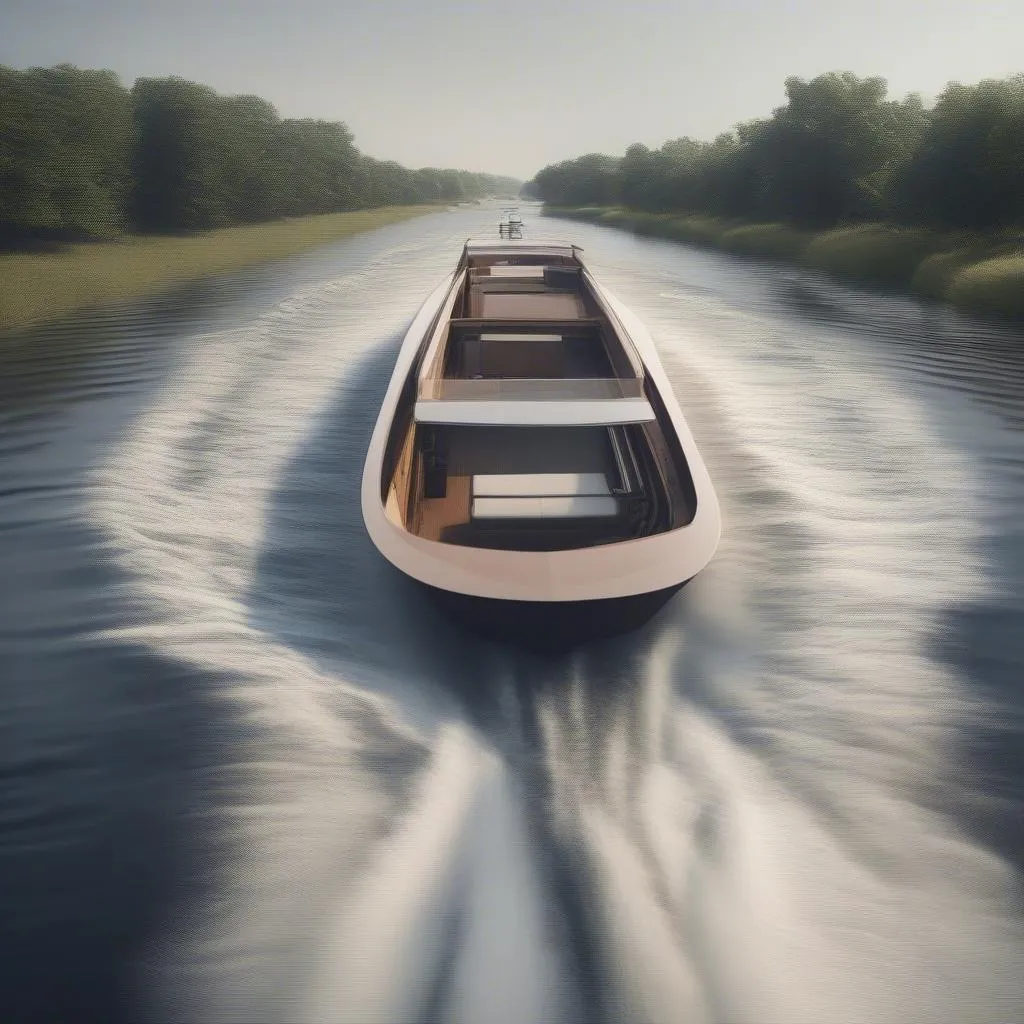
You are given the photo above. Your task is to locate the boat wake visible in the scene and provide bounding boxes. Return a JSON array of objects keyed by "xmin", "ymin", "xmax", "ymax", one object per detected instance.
[{"xmin": 67, "ymin": 217, "xmax": 1024, "ymax": 1023}]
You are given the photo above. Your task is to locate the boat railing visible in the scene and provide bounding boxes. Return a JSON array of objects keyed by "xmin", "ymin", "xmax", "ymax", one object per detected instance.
[
  {"xmin": 579, "ymin": 270, "xmax": 646, "ymax": 380},
  {"xmin": 418, "ymin": 377, "xmax": 645, "ymax": 401},
  {"xmin": 416, "ymin": 269, "xmax": 467, "ymax": 384}
]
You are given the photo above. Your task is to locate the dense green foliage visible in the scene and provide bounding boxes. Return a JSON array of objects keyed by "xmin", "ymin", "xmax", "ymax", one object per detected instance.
[
  {"xmin": 718, "ymin": 223, "xmax": 811, "ymax": 258},
  {"xmin": 530, "ymin": 72, "xmax": 1023, "ymax": 234},
  {"xmin": 948, "ymin": 255, "xmax": 1024, "ymax": 317},
  {"xmin": 0, "ymin": 65, "xmax": 519, "ymax": 246},
  {"xmin": 0, "ymin": 65, "xmax": 133, "ymax": 242},
  {"xmin": 548, "ymin": 206, "xmax": 1024, "ymax": 318},
  {"xmin": 802, "ymin": 225, "xmax": 942, "ymax": 286}
]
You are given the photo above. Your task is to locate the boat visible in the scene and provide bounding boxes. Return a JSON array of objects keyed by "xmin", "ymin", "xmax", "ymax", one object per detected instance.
[
  {"xmin": 361, "ymin": 239, "xmax": 720, "ymax": 648},
  {"xmin": 498, "ymin": 208, "xmax": 523, "ymax": 239}
]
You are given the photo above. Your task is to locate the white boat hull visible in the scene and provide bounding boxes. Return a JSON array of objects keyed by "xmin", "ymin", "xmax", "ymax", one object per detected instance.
[{"xmin": 360, "ymin": 259, "xmax": 721, "ymax": 612}]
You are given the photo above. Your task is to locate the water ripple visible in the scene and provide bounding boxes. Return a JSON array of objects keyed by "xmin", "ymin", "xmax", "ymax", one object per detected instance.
[{"xmin": 1, "ymin": 207, "xmax": 1022, "ymax": 1024}]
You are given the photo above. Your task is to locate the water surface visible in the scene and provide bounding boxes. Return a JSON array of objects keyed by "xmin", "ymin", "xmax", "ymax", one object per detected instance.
[{"xmin": 1, "ymin": 208, "xmax": 1022, "ymax": 1024}]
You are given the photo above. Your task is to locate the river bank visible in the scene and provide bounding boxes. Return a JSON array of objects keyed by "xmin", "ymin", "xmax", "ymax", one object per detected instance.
[
  {"xmin": 545, "ymin": 206, "xmax": 1024, "ymax": 320},
  {"xmin": 0, "ymin": 206, "xmax": 438, "ymax": 334}
]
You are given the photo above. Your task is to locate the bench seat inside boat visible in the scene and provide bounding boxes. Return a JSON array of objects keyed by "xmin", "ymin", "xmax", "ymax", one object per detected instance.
[
  {"xmin": 483, "ymin": 265, "xmax": 547, "ymax": 279},
  {"xmin": 471, "ymin": 495, "xmax": 619, "ymax": 519},
  {"xmin": 472, "ymin": 472, "xmax": 611, "ymax": 497},
  {"xmin": 470, "ymin": 471, "xmax": 617, "ymax": 519}
]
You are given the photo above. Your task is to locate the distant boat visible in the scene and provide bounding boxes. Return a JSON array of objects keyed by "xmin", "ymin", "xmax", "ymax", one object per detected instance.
[
  {"xmin": 362, "ymin": 239, "xmax": 720, "ymax": 647},
  {"xmin": 498, "ymin": 208, "xmax": 523, "ymax": 239}
]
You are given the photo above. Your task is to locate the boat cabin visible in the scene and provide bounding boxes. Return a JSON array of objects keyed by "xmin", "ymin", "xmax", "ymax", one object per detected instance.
[{"xmin": 380, "ymin": 242, "xmax": 697, "ymax": 551}]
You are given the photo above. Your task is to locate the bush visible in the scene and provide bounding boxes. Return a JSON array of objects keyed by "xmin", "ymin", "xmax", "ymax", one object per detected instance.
[
  {"xmin": 543, "ymin": 205, "xmax": 608, "ymax": 222},
  {"xmin": 597, "ymin": 208, "xmax": 635, "ymax": 227},
  {"xmin": 719, "ymin": 222, "xmax": 812, "ymax": 258},
  {"xmin": 947, "ymin": 254, "xmax": 1024, "ymax": 318},
  {"xmin": 910, "ymin": 250, "xmax": 980, "ymax": 300},
  {"xmin": 659, "ymin": 216, "xmax": 730, "ymax": 246},
  {"xmin": 622, "ymin": 211, "xmax": 667, "ymax": 234},
  {"xmin": 804, "ymin": 224, "xmax": 941, "ymax": 286}
]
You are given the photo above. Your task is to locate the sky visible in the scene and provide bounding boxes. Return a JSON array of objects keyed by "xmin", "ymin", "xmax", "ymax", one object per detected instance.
[{"xmin": 2, "ymin": 0, "xmax": 1021, "ymax": 181}]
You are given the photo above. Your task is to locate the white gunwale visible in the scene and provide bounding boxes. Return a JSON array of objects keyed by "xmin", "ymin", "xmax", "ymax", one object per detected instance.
[{"xmin": 360, "ymin": 240, "xmax": 721, "ymax": 603}]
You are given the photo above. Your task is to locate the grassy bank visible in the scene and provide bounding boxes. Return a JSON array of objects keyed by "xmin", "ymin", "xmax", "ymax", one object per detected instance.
[
  {"xmin": 546, "ymin": 206, "xmax": 1024, "ymax": 320},
  {"xmin": 0, "ymin": 206, "xmax": 437, "ymax": 334}
]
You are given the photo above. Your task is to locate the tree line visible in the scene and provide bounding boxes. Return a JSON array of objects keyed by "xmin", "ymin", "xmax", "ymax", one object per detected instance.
[
  {"xmin": 0, "ymin": 64, "xmax": 520, "ymax": 246},
  {"xmin": 529, "ymin": 72, "xmax": 1024, "ymax": 232}
]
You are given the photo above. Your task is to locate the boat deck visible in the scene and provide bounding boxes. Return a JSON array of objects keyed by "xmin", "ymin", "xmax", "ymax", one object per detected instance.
[
  {"xmin": 364, "ymin": 240, "xmax": 719, "ymax": 605},
  {"xmin": 470, "ymin": 290, "xmax": 587, "ymax": 319},
  {"xmin": 413, "ymin": 425, "xmax": 652, "ymax": 549},
  {"xmin": 392, "ymin": 243, "xmax": 689, "ymax": 551},
  {"xmin": 464, "ymin": 263, "xmax": 602, "ymax": 322},
  {"xmin": 416, "ymin": 425, "xmax": 614, "ymax": 540},
  {"xmin": 446, "ymin": 425, "xmax": 611, "ymax": 476},
  {"xmin": 442, "ymin": 325, "xmax": 615, "ymax": 382}
]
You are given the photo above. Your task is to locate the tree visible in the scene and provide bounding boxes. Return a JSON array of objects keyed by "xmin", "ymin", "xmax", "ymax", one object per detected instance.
[
  {"xmin": 131, "ymin": 77, "xmax": 232, "ymax": 231},
  {"xmin": 896, "ymin": 76, "xmax": 1024, "ymax": 229},
  {"xmin": 0, "ymin": 64, "xmax": 132, "ymax": 243},
  {"xmin": 3, "ymin": 64, "xmax": 519, "ymax": 245}
]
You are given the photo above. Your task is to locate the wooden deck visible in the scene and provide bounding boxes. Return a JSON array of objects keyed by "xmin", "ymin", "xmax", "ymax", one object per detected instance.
[
  {"xmin": 361, "ymin": 240, "xmax": 721, "ymax": 602},
  {"xmin": 400, "ymin": 247, "xmax": 688, "ymax": 551},
  {"xmin": 410, "ymin": 427, "xmax": 625, "ymax": 546},
  {"xmin": 416, "ymin": 474, "xmax": 471, "ymax": 541},
  {"xmin": 473, "ymin": 291, "xmax": 586, "ymax": 319}
]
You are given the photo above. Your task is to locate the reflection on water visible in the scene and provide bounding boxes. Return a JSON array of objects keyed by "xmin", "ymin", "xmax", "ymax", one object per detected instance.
[{"xmin": 1, "ymin": 208, "xmax": 1022, "ymax": 1024}]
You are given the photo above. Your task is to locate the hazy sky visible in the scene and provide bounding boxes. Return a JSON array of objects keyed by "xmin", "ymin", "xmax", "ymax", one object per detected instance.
[{"xmin": 2, "ymin": 0, "xmax": 1021, "ymax": 180}]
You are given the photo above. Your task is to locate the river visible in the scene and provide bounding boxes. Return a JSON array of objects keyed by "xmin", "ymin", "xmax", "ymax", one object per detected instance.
[{"xmin": 1, "ymin": 207, "xmax": 1022, "ymax": 1024}]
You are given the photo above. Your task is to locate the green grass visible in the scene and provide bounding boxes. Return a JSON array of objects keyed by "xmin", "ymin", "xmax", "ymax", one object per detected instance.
[
  {"xmin": 546, "ymin": 206, "xmax": 608, "ymax": 222},
  {"xmin": 659, "ymin": 216, "xmax": 731, "ymax": 245},
  {"xmin": 803, "ymin": 224, "xmax": 942, "ymax": 287},
  {"xmin": 910, "ymin": 250, "xmax": 982, "ymax": 300},
  {"xmin": 719, "ymin": 222, "xmax": 812, "ymax": 259},
  {"xmin": 596, "ymin": 208, "xmax": 633, "ymax": 225},
  {"xmin": 0, "ymin": 206, "xmax": 436, "ymax": 333},
  {"xmin": 547, "ymin": 205, "xmax": 1024, "ymax": 320},
  {"xmin": 625, "ymin": 213, "xmax": 667, "ymax": 233},
  {"xmin": 948, "ymin": 253, "xmax": 1024, "ymax": 318},
  {"xmin": 544, "ymin": 206, "xmax": 732, "ymax": 246}
]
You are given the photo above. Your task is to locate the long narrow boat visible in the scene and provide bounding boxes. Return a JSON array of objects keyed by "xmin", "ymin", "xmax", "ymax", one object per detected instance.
[{"xmin": 361, "ymin": 240, "xmax": 720, "ymax": 647}]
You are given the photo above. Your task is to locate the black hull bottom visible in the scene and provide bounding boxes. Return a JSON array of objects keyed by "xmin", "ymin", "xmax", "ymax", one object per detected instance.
[{"xmin": 421, "ymin": 582, "xmax": 686, "ymax": 653}]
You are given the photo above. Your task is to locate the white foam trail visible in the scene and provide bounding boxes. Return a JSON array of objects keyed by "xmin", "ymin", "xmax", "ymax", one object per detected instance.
[
  {"xmin": 302, "ymin": 725, "xmax": 485, "ymax": 1024},
  {"xmin": 576, "ymin": 801, "xmax": 711, "ymax": 1024},
  {"xmin": 445, "ymin": 760, "xmax": 571, "ymax": 1024},
  {"xmin": 89, "ymin": 218, "xmax": 1023, "ymax": 1023},
  {"xmin": 86, "ymin": 242, "xmax": 484, "ymax": 1022},
  {"xmin": 531, "ymin": 260, "xmax": 1024, "ymax": 1023}
]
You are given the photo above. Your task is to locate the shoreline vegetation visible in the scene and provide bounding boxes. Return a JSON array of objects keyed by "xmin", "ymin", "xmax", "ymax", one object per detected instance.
[
  {"xmin": 527, "ymin": 71, "xmax": 1024, "ymax": 321},
  {"xmin": 0, "ymin": 206, "xmax": 437, "ymax": 334},
  {"xmin": 544, "ymin": 206, "xmax": 1024, "ymax": 319},
  {"xmin": 0, "ymin": 63, "xmax": 520, "ymax": 332}
]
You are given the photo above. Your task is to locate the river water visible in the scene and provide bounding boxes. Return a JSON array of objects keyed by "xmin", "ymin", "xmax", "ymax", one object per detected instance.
[{"xmin": 1, "ymin": 208, "xmax": 1022, "ymax": 1024}]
